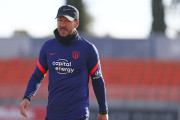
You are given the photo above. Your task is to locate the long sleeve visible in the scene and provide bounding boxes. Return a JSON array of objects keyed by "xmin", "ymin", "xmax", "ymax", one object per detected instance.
[
  {"xmin": 91, "ymin": 63, "xmax": 108, "ymax": 112},
  {"xmin": 87, "ymin": 44, "xmax": 108, "ymax": 112},
  {"xmin": 23, "ymin": 42, "xmax": 48, "ymax": 101}
]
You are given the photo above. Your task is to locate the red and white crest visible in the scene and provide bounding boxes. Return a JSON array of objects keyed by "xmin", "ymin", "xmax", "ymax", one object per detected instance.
[{"xmin": 72, "ymin": 51, "xmax": 80, "ymax": 59}]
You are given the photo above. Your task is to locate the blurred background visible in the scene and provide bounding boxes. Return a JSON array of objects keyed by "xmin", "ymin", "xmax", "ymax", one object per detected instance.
[{"xmin": 0, "ymin": 0, "xmax": 180, "ymax": 119}]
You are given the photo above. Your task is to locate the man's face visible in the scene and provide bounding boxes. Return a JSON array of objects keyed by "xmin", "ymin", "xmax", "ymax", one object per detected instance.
[{"xmin": 57, "ymin": 17, "xmax": 79, "ymax": 37}]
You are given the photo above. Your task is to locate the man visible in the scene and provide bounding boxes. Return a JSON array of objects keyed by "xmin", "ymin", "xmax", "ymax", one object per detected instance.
[{"xmin": 20, "ymin": 5, "xmax": 108, "ymax": 120}]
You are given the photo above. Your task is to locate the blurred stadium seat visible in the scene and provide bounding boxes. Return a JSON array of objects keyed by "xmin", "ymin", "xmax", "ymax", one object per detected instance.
[
  {"xmin": 91, "ymin": 58, "xmax": 180, "ymax": 102},
  {"xmin": 1, "ymin": 58, "xmax": 180, "ymax": 102},
  {"xmin": 0, "ymin": 58, "xmax": 48, "ymax": 100}
]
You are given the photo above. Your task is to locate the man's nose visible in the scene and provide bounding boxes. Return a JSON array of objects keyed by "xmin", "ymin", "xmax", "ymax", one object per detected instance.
[{"xmin": 60, "ymin": 21, "xmax": 66, "ymax": 26}]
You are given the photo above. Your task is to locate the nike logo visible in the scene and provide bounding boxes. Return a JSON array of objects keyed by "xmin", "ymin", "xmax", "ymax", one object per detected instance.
[
  {"xmin": 63, "ymin": 8, "xmax": 71, "ymax": 11},
  {"xmin": 50, "ymin": 53, "xmax": 56, "ymax": 55}
]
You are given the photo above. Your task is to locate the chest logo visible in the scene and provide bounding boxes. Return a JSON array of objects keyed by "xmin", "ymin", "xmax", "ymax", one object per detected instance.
[
  {"xmin": 50, "ymin": 53, "xmax": 56, "ymax": 55},
  {"xmin": 52, "ymin": 59, "xmax": 74, "ymax": 74},
  {"xmin": 72, "ymin": 51, "xmax": 80, "ymax": 59}
]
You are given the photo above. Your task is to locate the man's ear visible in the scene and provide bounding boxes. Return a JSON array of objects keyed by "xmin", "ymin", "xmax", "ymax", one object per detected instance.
[{"xmin": 74, "ymin": 20, "xmax": 79, "ymax": 28}]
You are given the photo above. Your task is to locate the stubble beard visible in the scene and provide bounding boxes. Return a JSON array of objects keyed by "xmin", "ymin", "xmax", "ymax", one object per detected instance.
[{"xmin": 58, "ymin": 27, "xmax": 75, "ymax": 37}]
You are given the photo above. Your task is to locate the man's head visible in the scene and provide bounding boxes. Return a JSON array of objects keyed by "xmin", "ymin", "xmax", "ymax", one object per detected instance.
[{"xmin": 56, "ymin": 5, "xmax": 79, "ymax": 37}]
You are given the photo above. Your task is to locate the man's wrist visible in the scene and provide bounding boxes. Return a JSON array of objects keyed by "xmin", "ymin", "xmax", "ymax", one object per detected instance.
[
  {"xmin": 23, "ymin": 96, "xmax": 30, "ymax": 102},
  {"xmin": 99, "ymin": 110, "xmax": 108, "ymax": 115}
]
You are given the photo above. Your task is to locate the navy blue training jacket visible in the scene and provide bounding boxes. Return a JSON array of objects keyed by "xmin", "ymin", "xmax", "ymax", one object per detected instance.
[{"xmin": 23, "ymin": 36, "xmax": 108, "ymax": 120}]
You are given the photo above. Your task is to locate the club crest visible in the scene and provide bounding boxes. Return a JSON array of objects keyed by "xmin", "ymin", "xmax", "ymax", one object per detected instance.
[{"xmin": 72, "ymin": 51, "xmax": 80, "ymax": 59}]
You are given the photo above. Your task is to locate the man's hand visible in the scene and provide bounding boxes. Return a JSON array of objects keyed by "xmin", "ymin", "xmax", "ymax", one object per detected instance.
[
  {"xmin": 20, "ymin": 98, "xmax": 30, "ymax": 118},
  {"xmin": 98, "ymin": 114, "xmax": 109, "ymax": 120}
]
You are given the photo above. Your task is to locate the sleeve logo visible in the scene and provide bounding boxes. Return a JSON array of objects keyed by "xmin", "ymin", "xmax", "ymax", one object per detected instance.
[
  {"xmin": 93, "ymin": 70, "xmax": 102, "ymax": 80},
  {"xmin": 72, "ymin": 51, "xmax": 80, "ymax": 59}
]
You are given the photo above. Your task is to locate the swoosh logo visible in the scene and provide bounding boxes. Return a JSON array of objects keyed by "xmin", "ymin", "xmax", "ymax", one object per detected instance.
[
  {"xmin": 63, "ymin": 8, "xmax": 71, "ymax": 11},
  {"xmin": 50, "ymin": 53, "xmax": 56, "ymax": 55}
]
